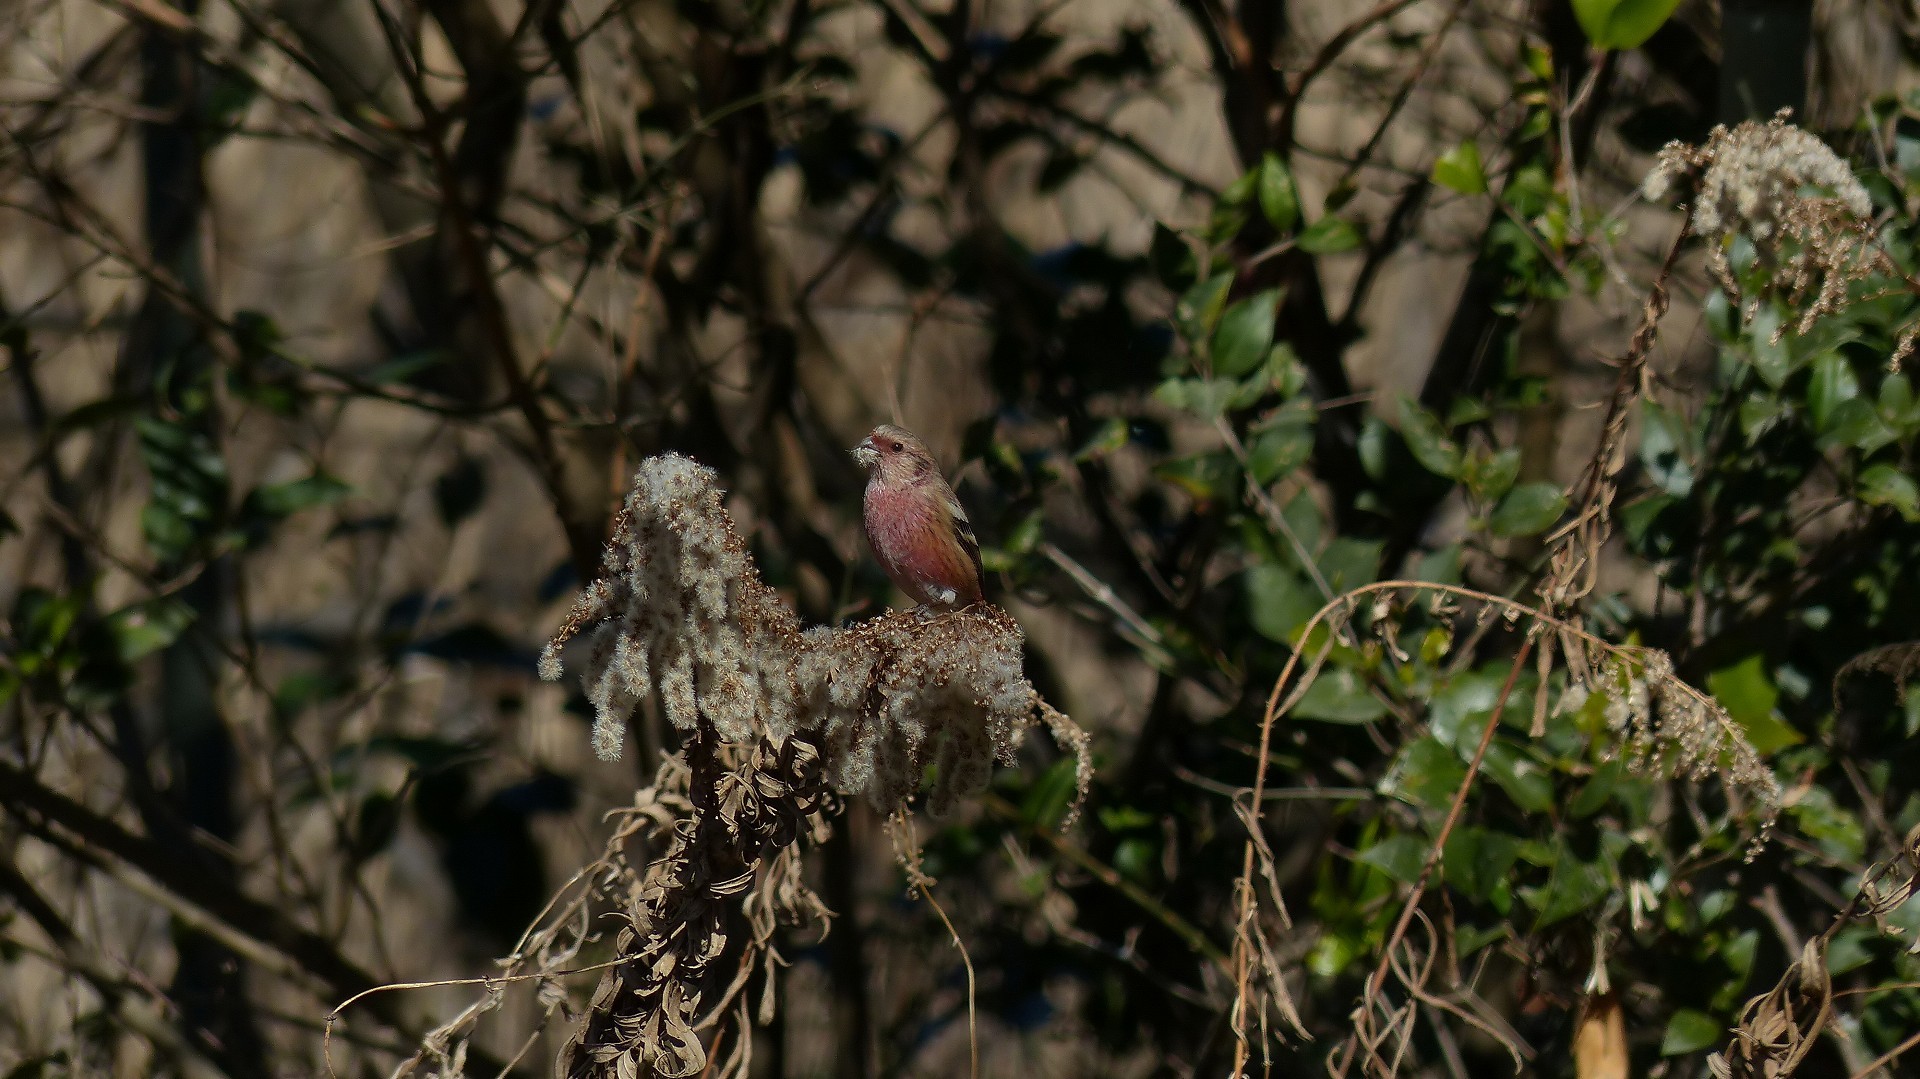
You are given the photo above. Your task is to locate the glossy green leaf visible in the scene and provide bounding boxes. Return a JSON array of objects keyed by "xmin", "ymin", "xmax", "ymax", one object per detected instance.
[
  {"xmin": 1431, "ymin": 140, "xmax": 1487, "ymax": 195},
  {"xmin": 1745, "ymin": 303, "xmax": 1792, "ymax": 387},
  {"xmin": 1859, "ymin": 464, "xmax": 1920, "ymax": 521},
  {"xmin": 1175, "ymin": 271, "xmax": 1234, "ymax": 343},
  {"xmin": 1022, "ymin": 757, "xmax": 1083, "ymax": 828},
  {"xmin": 1245, "ymin": 564, "xmax": 1320, "ymax": 644},
  {"xmin": 1482, "ymin": 743, "xmax": 1555, "ymax": 813},
  {"xmin": 1660, "ymin": 1008, "xmax": 1721, "ymax": 1056},
  {"xmin": 1531, "ymin": 849, "xmax": 1610, "ymax": 926},
  {"xmin": 1292, "ymin": 667, "xmax": 1390, "ymax": 724},
  {"xmin": 1572, "ymin": 0, "xmax": 1681, "ymax": 50},
  {"xmin": 1442, "ymin": 827, "xmax": 1520, "ymax": 905},
  {"xmin": 1463, "ymin": 446, "xmax": 1521, "ymax": 502},
  {"xmin": 1247, "ymin": 412, "xmax": 1315, "ymax": 484},
  {"xmin": 1397, "ymin": 398, "xmax": 1461, "ymax": 478},
  {"xmin": 1386, "ymin": 738, "xmax": 1467, "ymax": 811},
  {"xmin": 1153, "ymin": 377, "xmax": 1240, "ymax": 417},
  {"xmin": 1808, "ymin": 351, "xmax": 1860, "ymax": 431},
  {"xmin": 1256, "ymin": 152, "xmax": 1299, "ymax": 232},
  {"xmin": 1638, "ymin": 401, "xmax": 1695, "ymax": 496},
  {"xmin": 1211, "ymin": 289, "xmax": 1281, "ymax": 377},
  {"xmin": 249, "ymin": 473, "xmax": 351, "ymax": 518},
  {"xmin": 1297, "ymin": 216, "xmax": 1363, "ymax": 254},
  {"xmin": 1707, "ymin": 655, "xmax": 1801, "ymax": 754},
  {"xmin": 1356, "ymin": 833, "xmax": 1428, "ymax": 884},
  {"xmin": 108, "ymin": 598, "xmax": 195, "ymax": 661},
  {"xmin": 1154, "ymin": 452, "xmax": 1239, "ymax": 501},
  {"xmin": 1316, "ymin": 537, "xmax": 1382, "ymax": 592},
  {"xmin": 1488, "ymin": 482, "xmax": 1567, "ymax": 537}
]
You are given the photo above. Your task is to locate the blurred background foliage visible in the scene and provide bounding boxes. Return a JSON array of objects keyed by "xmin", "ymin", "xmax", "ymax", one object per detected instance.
[{"xmin": 6, "ymin": 0, "xmax": 1920, "ymax": 1076}]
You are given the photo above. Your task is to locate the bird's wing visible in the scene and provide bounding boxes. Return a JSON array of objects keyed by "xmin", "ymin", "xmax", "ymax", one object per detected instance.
[{"xmin": 945, "ymin": 490, "xmax": 985, "ymax": 586}]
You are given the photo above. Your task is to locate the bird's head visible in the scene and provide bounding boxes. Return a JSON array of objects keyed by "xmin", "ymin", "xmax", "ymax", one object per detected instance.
[{"xmin": 853, "ymin": 424, "xmax": 933, "ymax": 484}]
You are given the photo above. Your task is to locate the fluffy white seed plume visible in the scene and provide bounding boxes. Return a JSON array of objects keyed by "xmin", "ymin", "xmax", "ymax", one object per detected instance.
[
  {"xmin": 541, "ymin": 453, "xmax": 1089, "ymax": 819},
  {"xmin": 1645, "ymin": 112, "xmax": 1869, "ymax": 242},
  {"xmin": 1643, "ymin": 111, "xmax": 1889, "ymax": 346}
]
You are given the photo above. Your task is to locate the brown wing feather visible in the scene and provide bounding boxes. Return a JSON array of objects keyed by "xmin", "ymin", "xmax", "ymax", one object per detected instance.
[{"xmin": 944, "ymin": 491, "xmax": 986, "ymax": 601}]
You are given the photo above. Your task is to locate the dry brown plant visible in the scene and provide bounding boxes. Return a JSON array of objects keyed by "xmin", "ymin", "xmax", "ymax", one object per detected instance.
[{"xmin": 366, "ymin": 454, "xmax": 1092, "ymax": 1078}]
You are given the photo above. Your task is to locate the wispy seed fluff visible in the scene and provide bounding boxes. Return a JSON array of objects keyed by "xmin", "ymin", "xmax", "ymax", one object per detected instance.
[
  {"xmin": 541, "ymin": 454, "xmax": 1090, "ymax": 819},
  {"xmin": 1643, "ymin": 112, "xmax": 1870, "ymax": 241},
  {"xmin": 1643, "ymin": 112, "xmax": 1886, "ymax": 344}
]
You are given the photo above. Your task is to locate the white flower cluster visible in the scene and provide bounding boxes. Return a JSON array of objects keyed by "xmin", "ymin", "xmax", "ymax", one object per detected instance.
[
  {"xmin": 1643, "ymin": 112, "xmax": 1884, "ymax": 341},
  {"xmin": 541, "ymin": 454, "xmax": 1086, "ymax": 817},
  {"xmin": 796, "ymin": 606, "xmax": 1033, "ymax": 815},
  {"xmin": 539, "ymin": 454, "xmax": 800, "ymax": 758},
  {"xmin": 1570, "ymin": 650, "xmax": 1781, "ymax": 854},
  {"xmin": 1645, "ymin": 113, "xmax": 1870, "ymax": 243}
]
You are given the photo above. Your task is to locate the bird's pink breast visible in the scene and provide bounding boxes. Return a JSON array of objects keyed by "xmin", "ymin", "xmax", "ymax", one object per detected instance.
[{"xmin": 863, "ymin": 481, "xmax": 979, "ymax": 606}]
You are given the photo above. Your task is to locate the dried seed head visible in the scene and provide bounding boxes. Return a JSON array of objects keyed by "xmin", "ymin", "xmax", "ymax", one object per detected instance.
[
  {"xmin": 1643, "ymin": 112, "xmax": 1882, "ymax": 334},
  {"xmin": 542, "ymin": 454, "xmax": 1090, "ymax": 818}
]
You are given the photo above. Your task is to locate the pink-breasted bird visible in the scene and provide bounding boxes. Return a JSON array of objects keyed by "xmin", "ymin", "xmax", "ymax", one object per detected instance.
[{"xmin": 852, "ymin": 424, "xmax": 985, "ymax": 611}]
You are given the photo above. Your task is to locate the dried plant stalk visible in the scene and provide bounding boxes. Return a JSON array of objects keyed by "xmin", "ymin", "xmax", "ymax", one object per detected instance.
[{"xmin": 526, "ymin": 454, "xmax": 1091, "ymax": 1077}]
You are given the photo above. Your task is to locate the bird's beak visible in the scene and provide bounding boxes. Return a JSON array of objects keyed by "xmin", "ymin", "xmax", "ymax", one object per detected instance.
[{"xmin": 851, "ymin": 437, "xmax": 880, "ymax": 469}]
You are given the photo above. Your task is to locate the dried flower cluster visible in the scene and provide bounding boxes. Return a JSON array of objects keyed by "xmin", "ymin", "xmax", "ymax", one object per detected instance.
[
  {"xmin": 540, "ymin": 454, "xmax": 800, "ymax": 757},
  {"xmin": 1643, "ymin": 111, "xmax": 1886, "ymax": 340},
  {"xmin": 1561, "ymin": 649, "xmax": 1781, "ymax": 851},
  {"xmin": 541, "ymin": 453, "xmax": 1089, "ymax": 816},
  {"xmin": 519, "ymin": 454, "xmax": 1092, "ymax": 1078}
]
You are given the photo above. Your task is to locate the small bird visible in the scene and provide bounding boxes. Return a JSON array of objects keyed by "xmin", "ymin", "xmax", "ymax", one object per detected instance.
[{"xmin": 852, "ymin": 424, "xmax": 985, "ymax": 611}]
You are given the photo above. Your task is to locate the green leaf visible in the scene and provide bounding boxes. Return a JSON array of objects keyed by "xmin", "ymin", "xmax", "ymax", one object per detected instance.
[
  {"xmin": 1316, "ymin": 537, "xmax": 1382, "ymax": 592},
  {"xmin": 1572, "ymin": 0, "xmax": 1682, "ymax": 50},
  {"xmin": 1022, "ymin": 757, "xmax": 1082, "ymax": 828},
  {"xmin": 1356, "ymin": 833, "xmax": 1428, "ymax": 884},
  {"xmin": 1443, "ymin": 827, "xmax": 1521, "ymax": 905},
  {"xmin": 1530, "ymin": 849, "xmax": 1610, "ymax": 926},
  {"xmin": 108, "ymin": 598, "xmax": 195, "ymax": 661},
  {"xmin": 1488, "ymin": 482, "xmax": 1567, "ymax": 537},
  {"xmin": 249, "ymin": 473, "xmax": 351, "ymax": 518},
  {"xmin": 1417, "ymin": 547, "xmax": 1463, "ymax": 588},
  {"xmin": 1153, "ymin": 377, "xmax": 1240, "ymax": 417},
  {"xmin": 1707, "ymin": 655, "xmax": 1801, "ymax": 754},
  {"xmin": 1808, "ymin": 351, "xmax": 1860, "ymax": 431},
  {"xmin": 1639, "ymin": 401, "xmax": 1695, "ymax": 496},
  {"xmin": 1097, "ymin": 805, "xmax": 1157, "ymax": 832},
  {"xmin": 1154, "ymin": 451, "xmax": 1238, "ymax": 501},
  {"xmin": 1113, "ymin": 837, "xmax": 1158, "ymax": 883},
  {"xmin": 1385, "ymin": 738, "xmax": 1467, "ymax": 811},
  {"xmin": 1482, "ymin": 743, "xmax": 1555, "ymax": 813},
  {"xmin": 1827, "ymin": 925, "xmax": 1880, "ymax": 975},
  {"xmin": 1293, "ymin": 667, "xmax": 1390, "ymax": 724},
  {"xmin": 1745, "ymin": 304, "xmax": 1792, "ymax": 387},
  {"xmin": 1397, "ymin": 398, "xmax": 1461, "ymax": 478},
  {"xmin": 1247, "ymin": 411, "xmax": 1315, "ymax": 484},
  {"xmin": 1211, "ymin": 289, "xmax": 1281, "ymax": 377},
  {"xmin": 1000, "ymin": 507, "xmax": 1045, "ymax": 556},
  {"xmin": 1245, "ymin": 565, "xmax": 1321, "ymax": 644},
  {"xmin": 1256, "ymin": 152, "xmax": 1299, "ymax": 232},
  {"xmin": 1429, "ymin": 670, "xmax": 1503, "ymax": 751},
  {"xmin": 1174, "ymin": 271, "xmax": 1234, "ymax": 343},
  {"xmin": 1822, "ymin": 398, "xmax": 1899, "ymax": 454},
  {"xmin": 1859, "ymin": 464, "xmax": 1920, "ymax": 521},
  {"xmin": 1431, "ymin": 140, "xmax": 1487, "ymax": 195},
  {"xmin": 1660, "ymin": 1008, "xmax": 1722, "ymax": 1056},
  {"xmin": 1357, "ymin": 417, "xmax": 1391, "ymax": 480},
  {"xmin": 1463, "ymin": 446, "xmax": 1521, "ymax": 502},
  {"xmin": 1297, "ymin": 216, "xmax": 1363, "ymax": 254}
]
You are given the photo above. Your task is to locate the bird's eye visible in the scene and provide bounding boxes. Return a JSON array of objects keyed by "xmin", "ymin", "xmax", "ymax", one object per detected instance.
[{"xmin": 890, "ymin": 441, "xmax": 904, "ymax": 453}]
